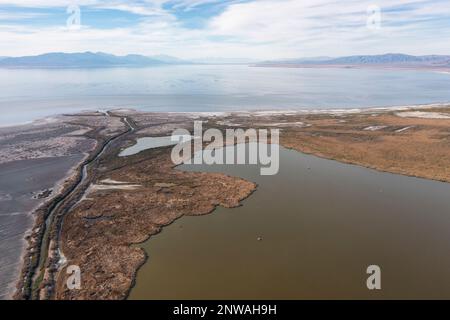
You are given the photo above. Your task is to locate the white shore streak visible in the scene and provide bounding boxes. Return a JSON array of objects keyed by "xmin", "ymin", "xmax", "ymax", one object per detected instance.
[
  {"xmin": 395, "ymin": 111, "xmax": 450, "ymax": 119},
  {"xmin": 364, "ymin": 126, "xmax": 388, "ymax": 131},
  {"xmin": 395, "ymin": 126, "xmax": 414, "ymax": 133}
]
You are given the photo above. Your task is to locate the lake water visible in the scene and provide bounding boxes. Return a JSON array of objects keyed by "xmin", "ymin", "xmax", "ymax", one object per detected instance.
[
  {"xmin": 129, "ymin": 144, "xmax": 450, "ymax": 299},
  {"xmin": 119, "ymin": 136, "xmax": 191, "ymax": 157},
  {"xmin": 1, "ymin": 65, "xmax": 450, "ymax": 126}
]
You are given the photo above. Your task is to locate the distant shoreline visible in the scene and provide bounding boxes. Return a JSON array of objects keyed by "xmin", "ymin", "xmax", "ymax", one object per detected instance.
[{"xmin": 253, "ymin": 63, "xmax": 450, "ymax": 73}]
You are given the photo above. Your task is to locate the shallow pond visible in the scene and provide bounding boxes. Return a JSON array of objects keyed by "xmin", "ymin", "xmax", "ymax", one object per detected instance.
[
  {"xmin": 130, "ymin": 144, "xmax": 450, "ymax": 299},
  {"xmin": 119, "ymin": 136, "xmax": 191, "ymax": 157}
]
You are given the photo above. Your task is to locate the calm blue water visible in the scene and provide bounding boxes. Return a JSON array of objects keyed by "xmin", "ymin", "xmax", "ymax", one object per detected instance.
[{"xmin": 0, "ymin": 65, "xmax": 450, "ymax": 126}]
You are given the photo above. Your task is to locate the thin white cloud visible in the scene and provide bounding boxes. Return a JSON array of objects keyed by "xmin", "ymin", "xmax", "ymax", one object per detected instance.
[
  {"xmin": 0, "ymin": 0, "xmax": 449, "ymax": 58},
  {"xmin": 0, "ymin": 0, "xmax": 98, "ymax": 6},
  {"xmin": 0, "ymin": 10, "xmax": 47, "ymax": 20}
]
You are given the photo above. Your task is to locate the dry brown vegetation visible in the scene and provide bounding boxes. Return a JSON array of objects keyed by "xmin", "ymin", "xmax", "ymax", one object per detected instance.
[
  {"xmin": 7, "ymin": 106, "xmax": 448, "ymax": 300},
  {"xmin": 55, "ymin": 147, "xmax": 255, "ymax": 300},
  {"xmin": 280, "ymin": 111, "xmax": 450, "ymax": 183}
]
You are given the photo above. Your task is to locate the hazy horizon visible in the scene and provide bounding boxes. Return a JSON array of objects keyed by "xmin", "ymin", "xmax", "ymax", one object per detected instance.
[{"xmin": 1, "ymin": 51, "xmax": 450, "ymax": 61}]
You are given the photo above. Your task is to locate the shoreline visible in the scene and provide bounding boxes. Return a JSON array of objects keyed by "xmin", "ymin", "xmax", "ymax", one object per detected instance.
[
  {"xmin": 5, "ymin": 104, "xmax": 450, "ymax": 300},
  {"xmin": 130, "ymin": 120, "xmax": 450, "ymax": 297},
  {"xmin": 0, "ymin": 157, "xmax": 85, "ymax": 300},
  {"xmin": 128, "ymin": 144, "xmax": 450, "ymax": 299},
  {"xmin": 1, "ymin": 213, "xmax": 35, "ymax": 300},
  {"xmin": 3, "ymin": 113, "xmax": 124, "ymax": 300},
  {"xmin": 1, "ymin": 102, "xmax": 449, "ymax": 130},
  {"xmin": 100, "ymin": 144, "xmax": 450, "ymax": 300},
  {"xmin": 52, "ymin": 141, "xmax": 257, "ymax": 299},
  {"xmin": 282, "ymin": 145, "xmax": 450, "ymax": 184},
  {"xmin": 124, "ymin": 180, "xmax": 258, "ymax": 300},
  {"xmin": 5, "ymin": 158, "xmax": 84, "ymax": 299},
  {"xmin": 11, "ymin": 155, "xmax": 92, "ymax": 299},
  {"xmin": 253, "ymin": 63, "xmax": 450, "ymax": 73},
  {"xmin": 22, "ymin": 114, "xmax": 135, "ymax": 300}
]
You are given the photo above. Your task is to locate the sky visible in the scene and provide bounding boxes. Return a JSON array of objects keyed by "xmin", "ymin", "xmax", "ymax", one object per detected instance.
[{"xmin": 0, "ymin": 0, "xmax": 449, "ymax": 59}]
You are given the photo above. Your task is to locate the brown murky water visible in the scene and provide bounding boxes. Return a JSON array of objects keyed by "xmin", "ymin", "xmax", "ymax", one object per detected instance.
[{"xmin": 129, "ymin": 144, "xmax": 450, "ymax": 299}]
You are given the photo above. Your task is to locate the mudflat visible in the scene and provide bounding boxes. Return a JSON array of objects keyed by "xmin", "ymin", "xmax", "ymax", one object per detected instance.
[
  {"xmin": 0, "ymin": 156, "xmax": 83, "ymax": 299},
  {"xmin": 0, "ymin": 112, "xmax": 125, "ymax": 299}
]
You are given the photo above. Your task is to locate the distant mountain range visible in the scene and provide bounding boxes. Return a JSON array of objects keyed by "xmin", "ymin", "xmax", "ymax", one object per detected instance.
[
  {"xmin": 0, "ymin": 52, "xmax": 191, "ymax": 68},
  {"xmin": 0, "ymin": 52, "xmax": 258, "ymax": 68},
  {"xmin": 1, "ymin": 52, "xmax": 449, "ymax": 68},
  {"xmin": 259, "ymin": 54, "xmax": 450, "ymax": 67}
]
